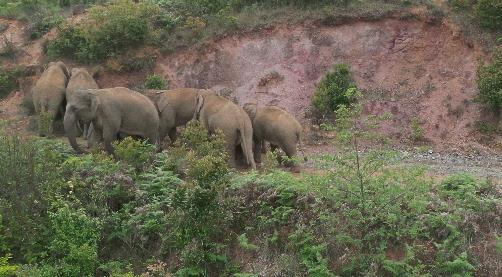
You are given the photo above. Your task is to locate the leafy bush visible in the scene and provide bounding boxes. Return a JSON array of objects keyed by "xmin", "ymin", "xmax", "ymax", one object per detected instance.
[
  {"xmin": 0, "ymin": 254, "xmax": 18, "ymax": 277},
  {"xmin": 144, "ymin": 74, "xmax": 168, "ymax": 89},
  {"xmin": 0, "ymin": 67, "xmax": 23, "ymax": 99},
  {"xmin": 114, "ymin": 137, "xmax": 156, "ymax": 171},
  {"xmin": 477, "ymin": 47, "xmax": 502, "ymax": 110},
  {"xmin": 44, "ymin": 203, "xmax": 101, "ymax": 276},
  {"xmin": 47, "ymin": 0, "xmax": 160, "ymax": 63},
  {"xmin": 475, "ymin": 0, "xmax": 502, "ymax": 29},
  {"xmin": 27, "ymin": 11, "xmax": 63, "ymax": 39},
  {"xmin": 312, "ymin": 64, "xmax": 358, "ymax": 116}
]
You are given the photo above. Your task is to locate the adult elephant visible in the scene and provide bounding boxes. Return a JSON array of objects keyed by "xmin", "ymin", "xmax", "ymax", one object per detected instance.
[
  {"xmin": 194, "ymin": 91, "xmax": 256, "ymax": 169},
  {"xmin": 64, "ymin": 87, "xmax": 159, "ymax": 154},
  {"xmin": 242, "ymin": 104, "xmax": 305, "ymax": 168},
  {"xmin": 32, "ymin": 61, "xmax": 70, "ymax": 136},
  {"xmin": 144, "ymin": 88, "xmax": 210, "ymax": 144},
  {"xmin": 66, "ymin": 68, "xmax": 99, "ymax": 138}
]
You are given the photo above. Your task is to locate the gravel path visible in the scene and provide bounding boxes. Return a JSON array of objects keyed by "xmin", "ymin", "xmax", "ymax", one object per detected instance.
[{"xmin": 401, "ymin": 150, "xmax": 502, "ymax": 179}]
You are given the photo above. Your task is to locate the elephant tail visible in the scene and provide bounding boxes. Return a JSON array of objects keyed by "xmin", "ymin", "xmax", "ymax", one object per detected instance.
[
  {"xmin": 239, "ymin": 120, "xmax": 256, "ymax": 170},
  {"xmin": 297, "ymin": 131, "xmax": 308, "ymax": 162}
]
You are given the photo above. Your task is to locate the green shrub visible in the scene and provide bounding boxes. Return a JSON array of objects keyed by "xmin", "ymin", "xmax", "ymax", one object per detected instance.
[
  {"xmin": 410, "ymin": 117, "xmax": 425, "ymax": 141},
  {"xmin": 144, "ymin": 74, "xmax": 168, "ymax": 89},
  {"xmin": 0, "ymin": 254, "xmax": 18, "ymax": 277},
  {"xmin": 0, "ymin": 36, "xmax": 18, "ymax": 61},
  {"xmin": 44, "ymin": 203, "xmax": 101, "ymax": 277},
  {"xmin": 47, "ymin": 0, "xmax": 160, "ymax": 63},
  {"xmin": 312, "ymin": 64, "xmax": 358, "ymax": 115},
  {"xmin": 27, "ymin": 11, "xmax": 63, "ymax": 40},
  {"xmin": 0, "ymin": 67, "xmax": 23, "ymax": 99},
  {"xmin": 475, "ymin": 0, "xmax": 502, "ymax": 29},
  {"xmin": 447, "ymin": 0, "xmax": 471, "ymax": 10},
  {"xmin": 114, "ymin": 137, "xmax": 156, "ymax": 171},
  {"xmin": 477, "ymin": 47, "xmax": 502, "ymax": 110},
  {"xmin": 0, "ymin": 135, "xmax": 69, "ymax": 262}
]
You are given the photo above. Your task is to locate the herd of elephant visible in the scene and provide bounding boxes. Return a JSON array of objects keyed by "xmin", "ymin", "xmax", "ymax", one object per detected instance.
[{"xmin": 31, "ymin": 61, "xmax": 305, "ymax": 170}]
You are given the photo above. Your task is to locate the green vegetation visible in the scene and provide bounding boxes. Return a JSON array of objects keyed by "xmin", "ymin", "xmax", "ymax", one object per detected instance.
[
  {"xmin": 47, "ymin": 0, "xmax": 160, "ymax": 63},
  {"xmin": 312, "ymin": 63, "xmax": 358, "ymax": 116},
  {"xmin": 43, "ymin": 0, "xmax": 483, "ymax": 65},
  {"xmin": 410, "ymin": 117, "xmax": 425, "ymax": 142},
  {"xmin": 0, "ymin": 99, "xmax": 499, "ymax": 276},
  {"xmin": 477, "ymin": 47, "xmax": 502, "ymax": 110},
  {"xmin": 144, "ymin": 74, "xmax": 168, "ymax": 89},
  {"xmin": 0, "ymin": 66, "xmax": 24, "ymax": 99},
  {"xmin": 475, "ymin": 0, "xmax": 502, "ymax": 30}
]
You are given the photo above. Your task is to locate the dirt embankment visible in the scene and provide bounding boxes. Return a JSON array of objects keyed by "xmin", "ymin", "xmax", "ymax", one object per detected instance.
[
  {"xmin": 1, "ymin": 15, "xmax": 498, "ymax": 159},
  {"xmin": 157, "ymin": 18, "xmax": 489, "ymax": 153}
]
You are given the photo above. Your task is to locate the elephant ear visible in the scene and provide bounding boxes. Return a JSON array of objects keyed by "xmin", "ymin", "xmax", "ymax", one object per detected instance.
[
  {"xmin": 243, "ymin": 103, "xmax": 257, "ymax": 119},
  {"xmin": 157, "ymin": 93, "xmax": 169, "ymax": 113},
  {"xmin": 193, "ymin": 94, "xmax": 205, "ymax": 120},
  {"xmin": 89, "ymin": 92, "xmax": 100, "ymax": 116}
]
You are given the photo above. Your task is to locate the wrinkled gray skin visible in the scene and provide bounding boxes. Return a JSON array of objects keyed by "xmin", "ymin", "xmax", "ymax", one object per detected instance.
[
  {"xmin": 64, "ymin": 87, "xmax": 160, "ymax": 154},
  {"xmin": 243, "ymin": 104, "xmax": 305, "ymax": 168},
  {"xmin": 31, "ymin": 61, "xmax": 70, "ymax": 136},
  {"xmin": 194, "ymin": 92, "xmax": 256, "ymax": 169},
  {"xmin": 144, "ymin": 88, "xmax": 206, "ymax": 144},
  {"xmin": 66, "ymin": 68, "xmax": 99, "ymax": 138}
]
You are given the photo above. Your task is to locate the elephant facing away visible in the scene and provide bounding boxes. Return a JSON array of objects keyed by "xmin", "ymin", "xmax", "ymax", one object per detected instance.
[
  {"xmin": 194, "ymin": 92, "xmax": 256, "ymax": 169},
  {"xmin": 31, "ymin": 61, "xmax": 70, "ymax": 136},
  {"xmin": 144, "ymin": 88, "xmax": 208, "ymax": 144},
  {"xmin": 64, "ymin": 87, "xmax": 160, "ymax": 154},
  {"xmin": 66, "ymin": 68, "xmax": 99, "ymax": 138},
  {"xmin": 243, "ymin": 104, "xmax": 305, "ymax": 168}
]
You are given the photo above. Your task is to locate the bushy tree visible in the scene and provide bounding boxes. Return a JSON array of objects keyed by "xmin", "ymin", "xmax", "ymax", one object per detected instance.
[
  {"xmin": 312, "ymin": 63, "xmax": 358, "ymax": 116},
  {"xmin": 47, "ymin": 0, "xmax": 160, "ymax": 63},
  {"xmin": 477, "ymin": 47, "xmax": 502, "ymax": 110},
  {"xmin": 475, "ymin": 0, "xmax": 502, "ymax": 29},
  {"xmin": 144, "ymin": 74, "xmax": 168, "ymax": 89}
]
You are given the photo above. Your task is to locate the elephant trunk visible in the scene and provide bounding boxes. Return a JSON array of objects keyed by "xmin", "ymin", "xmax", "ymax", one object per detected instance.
[{"xmin": 64, "ymin": 108, "xmax": 84, "ymax": 154}]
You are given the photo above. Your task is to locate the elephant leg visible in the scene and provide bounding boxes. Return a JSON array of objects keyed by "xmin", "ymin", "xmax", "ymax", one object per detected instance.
[
  {"xmin": 168, "ymin": 128, "xmax": 177, "ymax": 144},
  {"xmin": 253, "ymin": 139, "xmax": 262, "ymax": 164},
  {"xmin": 159, "ymin": 112, "xmax": 175, "ymax": 144},
  {"xmin": 226, "ymin": 142, "xmax": 237, "ymax": 168},
  {"xmin": 261, "ymin": 140, "xmax": 267, "ymax": 154},
  {"xmin": 223, "ymin": 132, "xmax": 238, "ymax": 168},
  {"xmin": 146, "ymin": 130, "xmax": 161, "ymax": 153},
  {"xmin": 88, "ymin": 126, "xmax": 102, "ymax": 149},
  {"xmin": 102, "ymin": 124, "xmax": 119, "ymax": 155}
]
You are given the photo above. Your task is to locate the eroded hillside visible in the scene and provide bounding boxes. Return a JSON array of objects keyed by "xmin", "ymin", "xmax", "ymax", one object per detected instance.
[
  {"xmin": 2, "ymin": 14, "xmax": 495, "ymax": 152},
  {"xmin": 157, "ymin": 18, "xmax": 488, "ymax": 151}
]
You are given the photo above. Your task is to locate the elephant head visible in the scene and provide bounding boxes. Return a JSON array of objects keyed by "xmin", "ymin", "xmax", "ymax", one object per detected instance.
[
  {"xmin": 243, "ymin": 103, "xmax": 258, "ymax": 120},
  {"xmin": 64, "ymin": 90, "xmax": 99, "ymax": 153},
  {"xmin": 48, "ymin": 61, "xmax": 70, "ymax": 82}
]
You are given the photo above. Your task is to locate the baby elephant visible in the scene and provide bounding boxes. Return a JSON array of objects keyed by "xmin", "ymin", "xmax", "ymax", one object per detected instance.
[{"xmin": 243, "ymin": 104, "xmax": 305, "ymax": 168}]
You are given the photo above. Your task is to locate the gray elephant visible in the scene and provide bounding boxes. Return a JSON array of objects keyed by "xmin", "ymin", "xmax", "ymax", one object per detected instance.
[
  {"xmin": 64, "ymin": 87, "xmax": 160, "ymax": 154},
  {"xmin": 194, "ymin": 91, "xmax": 256, "ymax": 169},
  {"xmin": 66, "ymin": 68, "xmax": 99, "ymax": 138},
  {"xmin": 144, "ymin": 88, "xmax": 208, "ymax": 144},
  {"xmin": 243, "ymin": 104, "xmax": 305, "ymax": 167},
  {"xmin": 31, "ymin": 61, "xmax": 70, "ymax": 136}
]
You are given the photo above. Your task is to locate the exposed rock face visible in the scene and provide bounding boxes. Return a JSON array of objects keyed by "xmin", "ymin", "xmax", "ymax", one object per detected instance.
[{"xmin": 157, "ymin": 18, "xmax": 486, "ymax": 150}]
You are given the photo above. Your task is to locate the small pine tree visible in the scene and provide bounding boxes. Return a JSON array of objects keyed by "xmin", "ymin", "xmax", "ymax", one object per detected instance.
[{"xmin": 312, "ymin": 63, "xmax": 358, "ymax": 116}]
